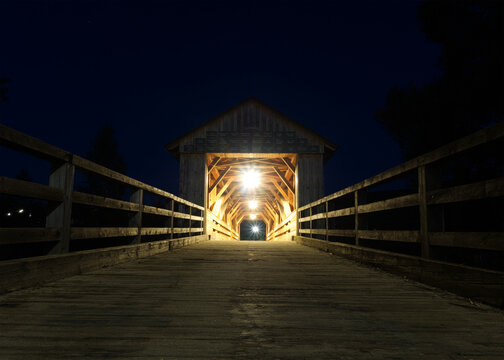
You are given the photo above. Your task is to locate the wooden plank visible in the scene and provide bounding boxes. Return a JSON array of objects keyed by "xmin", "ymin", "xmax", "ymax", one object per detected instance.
[
  {"xmin": 271, "ymin": 180, "xmax": 290, "ymax": 201},
  {"xmin": 46, "ymin": 161, "xmax": 74, "ymax": 254},
  {"xmin": 418, "ymin": 166, "xmax": 430, "ymax": 258},
  {"xmin": 0, "ymin": 124, "xmax": 69, "ymax": 161},
  {"xmin": 208, "ymin": 166, "xmax": 231, "ymax": 193},
  {"xmin": 71, "ymin": 227, "xmax": 139, "ymax": 240},
  {"xmin": 282, "ymin": 157, "xmax": 296, "ymax": 174},
  {"xmin": 298, "ymin": 121, "xmax": 504, "ymax": 212},
  {"xmin": 428, "ymin": 177, "xmax": 504, "ymax": 205},
  {"xmin": 358, "ymin": 194, "xmax": 418, "ymax": 214},
  {"xmin": 207, "ymin": 156, "xmax": 221, "ymax": 174},
  {"xmin": 0, "ymin": 176, "xmax": 64, "ymax": 202},
  {"xmin": 0, "ymin": 228, "xmax": 61, "ymax": 244},
  {"xmin": 72, "ymin": 191, "xmax": 140, "ymax": 212},
  {"xmin": 274, "ymin": 166, "xmax": 295, "ymax": 194},
  {"xmin": 293, "ymin": 235, "xmax": 504, "ymax": 307},
  {"xmin": 0, "ymin": 234, "xmax": 209, "ymax": 295},
  {"xmin": 73, "ymin": 155, "xmax": 204, "ymax": 211},
  {"xmin": 359, "ymin": 230, "xmax": 420, "ymax": 243},
  {"xmin": 129, "ymin": 189, "xmax": 143, "ymax": 244},
  {"xmin": 172, "ymin": 227, "xmax": 204, "ymax": 233},
  {"xmin": 142, "ymin": 205, "xmax": 171, "ymax": 217},
  {"xmin": 429, "ymin": 232, "xmax": 504, "ymax": 251},
  {"xmin": 298, "ymin": 206, "xmax": 355, "ymax": 222},
  {"xmin": 173, "ymin": 211, "xmax": 193, "ymax": 220}
]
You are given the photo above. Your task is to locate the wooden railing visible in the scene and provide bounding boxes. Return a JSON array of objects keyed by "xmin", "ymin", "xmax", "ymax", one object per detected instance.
[
  {"xmin": 207, "ymin": 211, "xmax": 239, "ymax": 240},
  {"xmin": 0, "ymin": 125, "xmax": 205, "ymax": 257},
  {"xmin": 267, "ymin": 211, "xmax": 296, "ymax": 241},
  {"xmin": 298, "ymin": 122, "xmax": 504, "ymax": 266}
]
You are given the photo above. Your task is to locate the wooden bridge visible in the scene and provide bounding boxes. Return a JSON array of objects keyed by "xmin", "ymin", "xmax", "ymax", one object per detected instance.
[{"xmin": 1, "ymin": 105, "xmax": 504, "ymax": 358}]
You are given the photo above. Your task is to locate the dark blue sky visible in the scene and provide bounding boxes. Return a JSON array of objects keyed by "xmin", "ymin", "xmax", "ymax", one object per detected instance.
[{"xmin": 0, "ymin": 0, "xmax": 441, "ymax": 196}]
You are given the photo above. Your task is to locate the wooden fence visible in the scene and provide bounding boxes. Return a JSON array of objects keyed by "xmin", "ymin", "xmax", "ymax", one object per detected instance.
[
  {"xmin": 297, "ymin": 122, "xmax": 504, "ymax": 266},
  {"xmin": 0, "ymin": 124, "xmax": 205, "ymax": 257}
]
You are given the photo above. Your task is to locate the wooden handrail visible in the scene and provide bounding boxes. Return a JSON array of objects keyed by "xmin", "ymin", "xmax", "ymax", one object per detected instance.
[
  {"xmin": 0, "ymin": 124, "xmax": 205, "ymax": 254},
  {"xmin": 297, "ymin": 121, "xmax": 504, "ymax": 263}
]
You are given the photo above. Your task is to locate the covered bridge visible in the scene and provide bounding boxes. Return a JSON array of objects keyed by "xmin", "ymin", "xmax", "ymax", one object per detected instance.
[{"xmin": 165, "ymin": 98, "xmax": 338, "ymax": 240}]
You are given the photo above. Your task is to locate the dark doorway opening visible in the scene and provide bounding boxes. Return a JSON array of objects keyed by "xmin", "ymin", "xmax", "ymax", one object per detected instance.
[{"xmin": 240, "ymin": 220, "xmax": 266, "ymax": 241}]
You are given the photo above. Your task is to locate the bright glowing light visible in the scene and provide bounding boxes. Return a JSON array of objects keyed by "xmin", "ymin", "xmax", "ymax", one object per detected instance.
[
  {"xmin": 6, "ymin": 212, "xmax": 11, "ymax": 217},
  {"xmin": 18, "ymin": 209, "xmax": 24, "ymax": 214},
  {"xmin": 242, "ymin": 169, "xmax": 260, "ymax": 189},
  {"xmin": 250, "ymin": 214, "xmax": 256, "ymax": 220},
  {"xmin": 249, "ymin": 200, "xmax": 258, "ymax": 209},
  {"xmin": 252, "ymin": 225, "xmax": 259, "ymax": 233}
]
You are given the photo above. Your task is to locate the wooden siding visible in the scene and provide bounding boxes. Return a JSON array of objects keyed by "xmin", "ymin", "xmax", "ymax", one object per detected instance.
[{"xmin": 176, "ymin": 101, "xmax": 327, "ymax": 155}]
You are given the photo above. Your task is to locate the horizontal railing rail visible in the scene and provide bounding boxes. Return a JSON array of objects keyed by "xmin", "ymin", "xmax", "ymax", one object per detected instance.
[
  {"xmin": 0, "ymin": 124, "xmax": 205, "ymax": 258},
  {"xmin": 207, "ymin": 211, "xmax": 239, "ymax": 240},
  {"xmin": 298, "ymin": 121, "xmax": 504, "ymax": 267},
  {"xmin": 267, "ymin": 211, "xmax": 296, "ymax": 241}
]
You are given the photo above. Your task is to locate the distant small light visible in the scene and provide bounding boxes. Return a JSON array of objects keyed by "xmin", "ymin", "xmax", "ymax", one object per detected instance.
[
  {"xmin": 18, "ymin": 209, "xmax": 24, "ymax": 214},
  {"xmin": 6, "ymin": 212, "xmax": 11, "ymax": 216},
  {"xmin": 249, "ymin": 200, "xmax": 258, "ymax": 209},
  {"xmin": 250, "ymin": 214, "xmax": 256, "ymax": 220},
  {"xmin": 29, "ymin": 214, "xmax": 32, "ymax": 218},
  {"xmin": 252, "ymin": 225, "xmax": 259, "ymax": 233}
]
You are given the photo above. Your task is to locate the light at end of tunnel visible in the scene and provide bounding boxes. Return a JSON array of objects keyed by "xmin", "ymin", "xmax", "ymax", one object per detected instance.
[
  {"xmin": 252, "ymin": 225, "xmax": 259, "ymax": 233},
  {"xmin": 250, "ymin": 214, "xmax": 256, "ymax": 220},
  {"xmin": 242, "ymin": 170, "xmax": 260, "ymax": 189},
  {"xmin": 249, "ymin": 200, "xmax": 258, "ymax": 209}
]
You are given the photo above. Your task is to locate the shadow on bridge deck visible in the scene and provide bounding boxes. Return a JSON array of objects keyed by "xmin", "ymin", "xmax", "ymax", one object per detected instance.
[{"xmin": 1, "ymin": 240, "xmax": 503, "ymax": 359}]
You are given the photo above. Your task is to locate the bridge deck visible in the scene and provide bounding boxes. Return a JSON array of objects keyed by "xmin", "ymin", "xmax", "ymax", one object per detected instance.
[{"xmin": 1, "ymin": 240, "xmax": 503, "ymax": 359}]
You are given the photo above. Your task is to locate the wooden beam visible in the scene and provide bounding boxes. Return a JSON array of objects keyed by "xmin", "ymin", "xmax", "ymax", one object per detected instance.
[
  {"xmin": 271, "ymin": 180, "xmax": 290, "ymax": 201},
  {"xmin": 274, "ymin": 166, "xmax": 294, "ymax": 195},
  {"xmin": 208, "ymin": 157, "xmax": 221, "ymax": 174},
  {"xmin": 282, "ymin": 157, "xmax": 296, "ymax": 174},
  {"xmin": 209, "ymin": 166, "xmax": 231, "ymax": 193}
]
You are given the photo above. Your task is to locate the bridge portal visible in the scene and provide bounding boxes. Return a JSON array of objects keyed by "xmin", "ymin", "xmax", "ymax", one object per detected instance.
[{"xmin": 165, "ymin": 98, "xmax": 338, "ymax": 240}]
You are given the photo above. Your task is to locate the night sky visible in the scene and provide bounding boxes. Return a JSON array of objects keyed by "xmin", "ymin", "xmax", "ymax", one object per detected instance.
[{"xmin": 0, "ymin": 0, "xmax": 441, "ymax": 196}]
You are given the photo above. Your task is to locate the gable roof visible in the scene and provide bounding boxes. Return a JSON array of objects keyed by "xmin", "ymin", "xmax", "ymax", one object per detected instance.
[{"xmin": 165, "ymin": 97, "xmax": 339, "ymax": 162}]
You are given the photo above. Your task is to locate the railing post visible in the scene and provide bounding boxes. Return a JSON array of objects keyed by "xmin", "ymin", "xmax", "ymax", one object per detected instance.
[
  {"xmin": 418, "ymin": 166, "xmax": 430, "ymax": 258},
  {"xmin": 309, "ymin": 207, "xmax": 313, "ymax": 238},
  {"xmin": 129, "ymin": 188, "xmax": 143, "ymax": 244},
  {"xmin": 189, "ymin": 206, "xmax": 192, "ymax": 236},
  {"xmin": 46, "ymin": 157, "xmax": 75, "ymax": 254},
  {"xmin": 354, "ymin": 191, "xmax": 359, "ymax": 246},
  {"xmin": 170, "ymin": 199, "xmax": 175, "ymax": 239},
  {"xmin": 296, "ymin": 208, "xmax": 300, "ymax": 237},
  {"xmin": 325, "ymin": 201, "xmax": 329, "ymax": 242}
]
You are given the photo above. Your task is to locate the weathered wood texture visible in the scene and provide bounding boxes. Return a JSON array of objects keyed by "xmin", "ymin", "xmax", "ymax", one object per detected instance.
[
  {"xmin": 0, "ymin": 234, "xmax": 209, "ymax": 295},
  {"xmin": 296, "ymin": 153, "xmax": 324, "ymax": 208},
  {"xmin": 165, "ymin": 98, "xmax": 337, "ymax": 156},
  {"xmin": 267, "ymin": 211, "xmax": 296, "ymax": 241},
  {"xmin": 207, "ymin": 211, "xmax": 239, "ymax": 240},
  {"xmin": 178, "ymin": 153, "xmax": 208, "ymax": 208},
  {"xmin": 294, "ymin": 235, "xmax": 504, "ymax": 308},
  {"xmin": 297, "ymin": 121, "xmax": 504, "ymax": 261},
  {"xmin": 0, "ymin": 124, "xmax": 205, "ymax": 255},
  {"xmin": 0, "ymin": 240, "xmax": 503, "ymax": 359}
]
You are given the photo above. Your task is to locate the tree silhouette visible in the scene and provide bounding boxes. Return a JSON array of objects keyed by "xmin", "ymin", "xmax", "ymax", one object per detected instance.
[
  {"xmin": 79, "ymin": 124, "xmax": 127, "ymax": 199},
  {"xmin": 375, "ymin": 1, "xmax": 503, "ymax": 160},
  {"xmin": 75, "ymin": 125, "xmax": 128, "ymax": 227}
]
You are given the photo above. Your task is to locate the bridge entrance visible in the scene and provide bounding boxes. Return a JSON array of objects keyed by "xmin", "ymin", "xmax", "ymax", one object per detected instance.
[
  {"xmin": 165, "ymin": 98, "xmax": 338, "ymax": 240},
  {"xmin": 207, "ymin": 153, "xmax": 296, "ymax": 239}
]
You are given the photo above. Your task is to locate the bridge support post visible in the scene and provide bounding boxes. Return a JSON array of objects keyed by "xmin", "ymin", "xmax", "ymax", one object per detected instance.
[
  {"xmin": 129, "ymin": 188, "xmax": 143, "ymax": 244},
  {"xmin": 46, "ymin": 157, "xmax": 75, "ymax": 254},
  {"xmin": 418, "ymin": 166, "xmax": 430, "ymax": 258}
]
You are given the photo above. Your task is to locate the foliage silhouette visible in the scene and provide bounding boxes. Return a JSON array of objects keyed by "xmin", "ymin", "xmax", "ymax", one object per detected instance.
[{"xmin": 375, "ymin": 0, "xmax": 503, "ymax": 160}]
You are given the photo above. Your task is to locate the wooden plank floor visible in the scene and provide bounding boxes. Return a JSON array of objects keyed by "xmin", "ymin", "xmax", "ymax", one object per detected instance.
[{"xmin": 0, "ymin": 240, "xmax": 503, "ymax": 359}]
